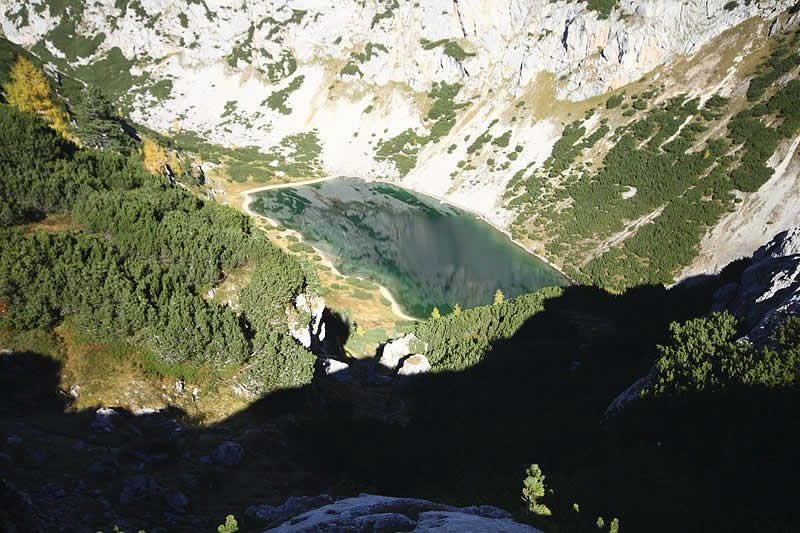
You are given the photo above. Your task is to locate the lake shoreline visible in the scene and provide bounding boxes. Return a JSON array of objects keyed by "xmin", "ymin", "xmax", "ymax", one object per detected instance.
[
  {"xmin": 240, "ymin": 175, "xmax": 572, "ymax": 321},
  {"xmin": 384, "ymin": 184, "xmax": 577, "ymax": 285},
  {"xmin": 239, "ymin": 177, "xmax": 419, "ymax": 322}
]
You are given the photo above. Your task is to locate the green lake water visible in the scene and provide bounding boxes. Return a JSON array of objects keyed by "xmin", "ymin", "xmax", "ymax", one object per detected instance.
[{"xmin": 250, "ymin": 177, "xmax": 567, "ymax": 318}]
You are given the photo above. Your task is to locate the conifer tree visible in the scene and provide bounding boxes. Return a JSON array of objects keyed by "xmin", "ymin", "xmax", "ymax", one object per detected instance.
[
  {"xmin": 522, "ymin": 464, "xmax": 551, "ymax": 516},
  {"xmin": 73, "ymin": 85, "xmax": 132, "ymax": 152}
]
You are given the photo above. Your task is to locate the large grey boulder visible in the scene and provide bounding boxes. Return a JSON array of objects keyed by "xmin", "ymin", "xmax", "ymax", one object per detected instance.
[
  {"xmin": 264, "ymin": 494, "xmax": 540, "ymax": 532},
  {"xmin": 212, "ymin": 441, "xmax": 244, "ymax": 467},
  {"xmin": 713, "ymin": 227, "xmax": 800, "ymax": 342},
  {"xmin": 90, "ymin": 407, "xmax": 119, "ymax": 433}
]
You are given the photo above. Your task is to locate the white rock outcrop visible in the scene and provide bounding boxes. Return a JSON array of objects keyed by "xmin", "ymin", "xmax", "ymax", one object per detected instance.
[
  {"xmin": 378, "ymin": 333, "xmax": 417, "ymax": 370},
  {"xmin": 397, "ymin": 354, "xmax": 431, "ymax": 376},
  {"xmin": 287, "ymin": 292, "xmax": 326, "ymax": 351}
]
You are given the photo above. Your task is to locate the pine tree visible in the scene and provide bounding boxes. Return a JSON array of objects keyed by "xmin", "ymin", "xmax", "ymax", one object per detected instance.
[
  {"xmin": 453, "ymin": 303, "xmax": 462, "ymax": 315},
  {"xmin": 217, "ymin": 515, "xmax": 239, "ymax": 533},
  {"xmin": 73, "ymin": 86, "xmax": 131, "ymax": 152},
  {"xmin": 1, "ymin": 56, "xmax": 71, "ymax": 138},
  {"xmin": 430, "ymin": 306, "xmax": 440, "ymax": 319},
  {"xmin": 522, "ymin": 464, "xmax": 551, "ymax": 516}
]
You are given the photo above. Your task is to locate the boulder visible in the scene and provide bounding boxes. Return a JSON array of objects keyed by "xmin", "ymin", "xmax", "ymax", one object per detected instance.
[
  {"xmin": 321, "ymin": 358, "xmax": 349, "ymax": 375},
  {"xmin": 397, "ymin": 355, "xmax": 431, "ymax": 376},
  {"xmin": 91, "ymin": 407, "xmax": 119, "ymax": 433},
  {"xmin": 212, "ymin": 441, "xmax": 243, "ymax": 467},
  {"xmin": 263, "ymin": 493, "xmax": 540, "ymax": 532},
  {"xmin": 119, "ymin": 475, "xmax": 162, "ymax": 505},
  {"xmin": 319, "ymin": 358, "xmax": 353, "ymax": 383},
  {"xmin": 379, "ymin": 334, "xmax": 417, "ymax": 370}
]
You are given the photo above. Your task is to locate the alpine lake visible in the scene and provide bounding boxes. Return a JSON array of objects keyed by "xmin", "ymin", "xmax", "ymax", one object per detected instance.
[{"xmin": 249, "ymin": 177, "xmax": 567, "ymax": 318}]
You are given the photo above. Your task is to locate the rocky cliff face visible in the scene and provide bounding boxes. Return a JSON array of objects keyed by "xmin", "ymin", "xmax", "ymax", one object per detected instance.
[{"xmin": 713, "ymin": 226, "xmax": 800, "ymax": 343}]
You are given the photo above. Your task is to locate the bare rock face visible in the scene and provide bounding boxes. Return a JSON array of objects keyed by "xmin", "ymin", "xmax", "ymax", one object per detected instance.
[
  {"xmin": 263, "ymin": 493, "xmax": 541, "ymax": 532},
  {"xmin": 713, "ymin": 227, "xmax": 800, "ymax": 342},
  {"xmin": 397, "ymin": 354, "xmax": 432, "ymax": 376}
]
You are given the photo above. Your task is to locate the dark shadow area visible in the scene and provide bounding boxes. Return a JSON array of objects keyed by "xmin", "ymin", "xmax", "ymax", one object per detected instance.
[
  {"xmin": 2, "ymin": 278, "xmax": 798, "ymax": 532},
  {"xmin": 316, "ymin": 308, "xmax": 350, "ymax": 359}
]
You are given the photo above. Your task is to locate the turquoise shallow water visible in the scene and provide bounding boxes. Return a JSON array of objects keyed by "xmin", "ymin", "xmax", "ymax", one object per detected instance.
[{"xmin": 250, "ymin": 177, "xmax": 567, "ymax": 318}]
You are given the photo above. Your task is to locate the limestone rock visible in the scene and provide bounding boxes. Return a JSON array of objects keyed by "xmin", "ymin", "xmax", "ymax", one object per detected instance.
[
  {"xmin": 379, "ymin": 334, "xmax": 417, "ymax": 370},
  {"xmin": 319, "ymin": 358, "xmax": 353, "ymax": 383},
  {"xmin": 604, "ymin": 367, "xmax": 656, "ymax": 416},
  {"xmin": 321, "ymin": 358, "xmax": 349, "ymax": 375},
  {"xmin": 263, "ymin": 493, "xmax": 540, "ymax": 532},
  {"xmin": 397, "ymin": 354, "xmax": 431, "ymax": 376},
  {"xmin": 714, "ymin": 227, "xmax": 800, "ymax": 342},
  {"xmin": 246, "ymin": 494, "xmax": 333, "ymax": 527},
  {"xmin": 288, "ymin": 292, "xmax": 326, "ymax": 352}
]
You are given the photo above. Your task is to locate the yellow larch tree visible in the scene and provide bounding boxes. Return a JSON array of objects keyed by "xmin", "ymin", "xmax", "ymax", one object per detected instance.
[
  {"xmin": 142, "ymin": 136, "xmax": 169, "ymax": 175},
  {"xmin": 2, "ymin": 56, "xmax": 71, "ymax": 139}
]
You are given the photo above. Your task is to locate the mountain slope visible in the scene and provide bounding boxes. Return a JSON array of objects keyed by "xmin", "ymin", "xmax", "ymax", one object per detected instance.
[{"xmin": 1, "ymin": 0, "xmax": 798, "ymax": 287}]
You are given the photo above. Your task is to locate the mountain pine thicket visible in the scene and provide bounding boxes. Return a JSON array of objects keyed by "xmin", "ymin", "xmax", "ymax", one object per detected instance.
[{"xmin": 0, "ymin": 101, "xmax": 315, "ymax": 394}]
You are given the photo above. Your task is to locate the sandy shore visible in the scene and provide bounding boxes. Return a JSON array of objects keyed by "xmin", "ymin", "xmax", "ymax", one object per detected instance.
[{"xmin": 240, "ymin": 178, "xmax": 418, "ymax": 322}]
